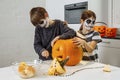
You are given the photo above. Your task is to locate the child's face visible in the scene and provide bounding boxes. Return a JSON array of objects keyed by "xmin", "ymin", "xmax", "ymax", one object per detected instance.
[{"xmin": 83, "ymin": 17, "xmax": 95, "ymax": 31}]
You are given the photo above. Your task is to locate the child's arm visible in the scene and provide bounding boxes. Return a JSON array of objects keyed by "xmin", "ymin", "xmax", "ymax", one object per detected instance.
[
  {"xmin": 51, "ymin": 36, "xmax": 60, "ymax": 47},
  {"xmin": 34, "ymin": 28, "xmax": 46, "ymax": 57},
  {"xmin": 72, "ymin": 37, "xmax": 97, "ymax": 53},
  {"xmin": 59, "ymin": 21, "xmax": 76, "ymax": 39}
]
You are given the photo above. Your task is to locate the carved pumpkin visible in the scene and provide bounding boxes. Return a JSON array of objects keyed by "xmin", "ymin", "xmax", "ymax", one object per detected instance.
[
  {"xmin": 94, "ymin": 22, "xmax": 107, "ymax": 37},
  {"xmin": 52, "ymin": 39, "xmax": 83, "ymax": 66},
  {"xmin": 105, "ymin": 27, "xmax": 117, "ymax": 38},
  {"xmin": 94, "ymin": 26, "xmax": 106, "ymax": 37}
]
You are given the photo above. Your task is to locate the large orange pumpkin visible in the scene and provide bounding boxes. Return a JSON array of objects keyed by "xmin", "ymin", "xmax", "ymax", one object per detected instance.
[{"xmin": 52, "ymin": 39, "xmax": 83, "ymax": 66}]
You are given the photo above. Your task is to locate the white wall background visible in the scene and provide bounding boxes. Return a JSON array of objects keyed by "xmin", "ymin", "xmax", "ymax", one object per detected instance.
[
  {"xmin": 112, "ymin": 0, "xmax": 120, "ymax": 27},
  {"xmin": 88, "ymin": 0, "xmax": 109, "ymax": 26},
  {"xmin": 46, "ymin": 0, "xmax": 88, "ymax": 31},
  {"xmin": 0, "ymin": 0, "xmax": 46, "ymax": 67}
]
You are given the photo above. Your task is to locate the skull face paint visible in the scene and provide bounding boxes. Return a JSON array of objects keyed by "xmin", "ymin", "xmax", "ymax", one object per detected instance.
[{"xmin": 84, "ymin": 18, "xmax": 95, "ymax": 30}]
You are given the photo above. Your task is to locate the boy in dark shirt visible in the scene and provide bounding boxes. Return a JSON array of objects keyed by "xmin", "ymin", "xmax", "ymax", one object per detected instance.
[{"xmin": 30, "ymin": 7, "xmax": 76, "ymax": 60}]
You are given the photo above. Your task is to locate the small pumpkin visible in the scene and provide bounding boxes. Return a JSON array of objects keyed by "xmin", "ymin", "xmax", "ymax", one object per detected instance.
[
  {"xmin": 105, "ymin": 27, "xmax": 117, "ymax": 38},
  {"xmin": 48, "ymin": 57, "xmax": 69, "ymax": 75},
  {"xmin": 52, "ymin": 39, "xmax": 83, "ymax": 66},
  {"xmin": 94, "ymin": 26, "xmax": 106, "ymax": 37},
  {"xmin": 94, "ymin": 22, "xmax": 107, "ymax": 37}
]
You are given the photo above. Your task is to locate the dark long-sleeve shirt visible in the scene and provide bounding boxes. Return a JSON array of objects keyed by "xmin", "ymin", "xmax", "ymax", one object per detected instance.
[{"xmin": 34, "ymin": 20, "xmax": 76, "ymax": 60}]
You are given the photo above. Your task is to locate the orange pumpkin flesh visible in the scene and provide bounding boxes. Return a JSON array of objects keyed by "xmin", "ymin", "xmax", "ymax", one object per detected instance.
[
  {"xmin": 52, "ymin": 39, "xmax": 83, "ymax": 66},
  {"xmin": 18, "ymin": 62, "xmax": 35, "ymax": 79}
]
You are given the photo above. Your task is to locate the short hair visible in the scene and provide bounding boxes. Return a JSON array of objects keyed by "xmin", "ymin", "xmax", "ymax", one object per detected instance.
[
  {"xmin": 80, "ymin": 10, "xmax": 96, "ymax": 21},
  {"xmin": 30, "ymin": 7, "xmax": 47, "ymax": 26}
]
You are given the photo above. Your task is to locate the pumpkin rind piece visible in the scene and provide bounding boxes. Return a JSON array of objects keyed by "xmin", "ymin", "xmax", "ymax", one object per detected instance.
[
  {"xmin": 48, "ymin": 58, "xmax": 66, "ymax": 75},
  {"xmin": 18, "ymin": 62, "xmax": 35, "ymax": 79}
]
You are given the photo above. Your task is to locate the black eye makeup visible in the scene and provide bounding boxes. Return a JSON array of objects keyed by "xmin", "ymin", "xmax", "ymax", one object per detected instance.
[
  {"xmin": 92, "ymin": 20, "xmax": 95, "ymax": 24},
  {"xmin": 39, "ymin": 20, "xmax": 44, "ymax": 24},
  {"xmin": 86, "ymin": 19, "xmax": 91, "ymax": 24},
  {"xmin": 39, "ymin": 19, "xmax": 45, "ymax": 24},
  {"xmin": 86, "ymin": 19, "xmax": 95, "ymax": 24}
]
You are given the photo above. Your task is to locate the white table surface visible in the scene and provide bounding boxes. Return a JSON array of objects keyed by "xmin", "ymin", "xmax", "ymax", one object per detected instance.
[{"xmin": 0, "ymin": 61, "xmax": 120, "ymax": 80}]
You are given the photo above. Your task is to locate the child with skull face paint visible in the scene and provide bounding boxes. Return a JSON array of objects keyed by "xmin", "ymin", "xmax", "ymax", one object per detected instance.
[
  {"xmin": 30, "ymin": 7, "xmax": 76, "ymax": 60},
  {"xmin": 72, "ymin": 10, "xmax": 102, "ymax": 61}
]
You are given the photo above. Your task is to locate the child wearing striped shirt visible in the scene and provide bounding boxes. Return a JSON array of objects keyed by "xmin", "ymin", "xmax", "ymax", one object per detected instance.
[{"xmin": 72, "ymin": 10, "xmax": 102, "ymax": 61}]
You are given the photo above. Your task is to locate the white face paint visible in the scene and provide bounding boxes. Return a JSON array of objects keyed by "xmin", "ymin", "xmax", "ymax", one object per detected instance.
[
  {"xmin": 45, "ymin": 18, "xmax": 50, "ymax": 28},
  {"xmin": 38, "ymin": 17, "xmax": 49, "ymax": 28},
  {"xmin": 84, "ymin": 18, "xmax": 95, "ymax": 30}
]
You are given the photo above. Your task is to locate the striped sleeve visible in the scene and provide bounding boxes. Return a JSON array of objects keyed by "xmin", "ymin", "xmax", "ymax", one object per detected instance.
[{"xmin": 92, "ymin": 31, "xmax": 102, "ymax": 43}]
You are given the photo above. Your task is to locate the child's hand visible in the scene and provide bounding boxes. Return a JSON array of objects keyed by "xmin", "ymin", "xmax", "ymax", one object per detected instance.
[
  {"xmin": 51, "ymin": 36, "xmax": 60, "ymax": 47},
  {"xmin": 72, "ymin": 37, "xmax": 86, "ymax": 48},
  {"xmin": 41, "ymin": 50, "xmax": 49, "ymax": 58}
]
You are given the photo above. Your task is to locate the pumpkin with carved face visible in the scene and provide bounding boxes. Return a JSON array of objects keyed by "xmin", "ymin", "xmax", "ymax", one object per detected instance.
[
  {"xmin": 52, "ymin": 39, "xmax": 83, "ymax": 66},
  {"xmin": 106, "ymin": 28, "xmax": 117, "ymax": 38},
  {"xmin": 94, "ymin": 26, "xmax": 106, "ymax": 37}
]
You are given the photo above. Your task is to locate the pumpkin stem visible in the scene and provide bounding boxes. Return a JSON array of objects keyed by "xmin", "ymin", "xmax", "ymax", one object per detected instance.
[{"xmin": 59, "ymin": 56, "xmax": 69, "ymax": 68}]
